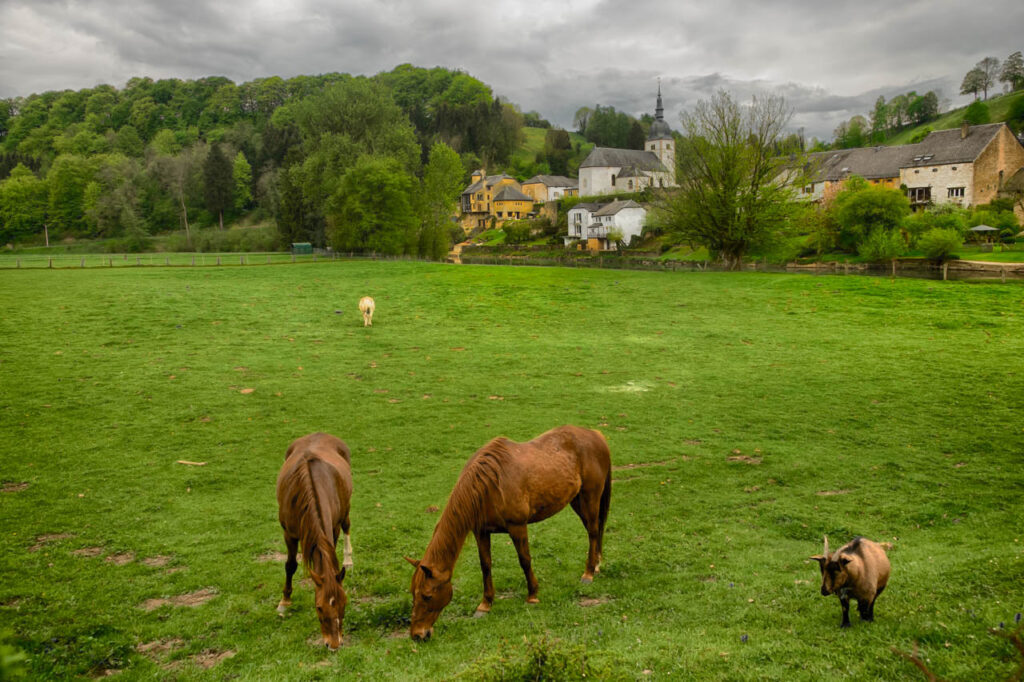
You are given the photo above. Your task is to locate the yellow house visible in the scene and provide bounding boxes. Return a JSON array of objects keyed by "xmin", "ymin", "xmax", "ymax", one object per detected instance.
[
  {"xmin": 458, "ymin": 169, "xmax": 534, "ymax": 231},
  {"xmin": 520, "ymin": 175, "xmax": 579, "ymax": 203}
]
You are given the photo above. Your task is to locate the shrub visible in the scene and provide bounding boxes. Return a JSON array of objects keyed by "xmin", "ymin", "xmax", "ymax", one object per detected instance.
[
  {"xmin": 917, "ymin": 228, "xmax": 963, "ymax": 262},
  {"xmin": 857, "ymin": 228, "xmax": 905, "ymax": 261},
  {"xmin": 502, "ymin": 220, "xmax": 533, "ymax": 244}
]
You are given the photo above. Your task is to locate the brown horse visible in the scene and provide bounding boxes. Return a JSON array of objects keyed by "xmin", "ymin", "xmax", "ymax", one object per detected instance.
[
  {"xmin": 276, "ymin": 433, "xmax": 354, "ymax": 650},
  {"xmin": 405, "ymin": 425, "xmax": 612, "ymax": 641}
]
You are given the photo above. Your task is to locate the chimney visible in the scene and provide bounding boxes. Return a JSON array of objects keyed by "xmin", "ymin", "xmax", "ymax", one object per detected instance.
[{"xmin": 961, "ymin": 121, "xmax": 970, "ymax": 139}]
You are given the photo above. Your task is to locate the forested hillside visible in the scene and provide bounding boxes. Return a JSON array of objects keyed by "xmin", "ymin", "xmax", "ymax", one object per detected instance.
[{"xmin": 0, "ymin": 65, "xmax": 531, "ymax": 255}]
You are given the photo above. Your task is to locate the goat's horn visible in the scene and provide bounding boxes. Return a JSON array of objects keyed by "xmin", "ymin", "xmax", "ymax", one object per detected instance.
[{"xmin": 823, "ymin": 535, "xmax": 830, "ymax": 558}]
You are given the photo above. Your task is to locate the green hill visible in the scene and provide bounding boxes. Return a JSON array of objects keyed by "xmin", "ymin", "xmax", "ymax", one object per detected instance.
[
  {"xmin": 505, "ymin": 127, "xmax": 593, "ymax": 180},
  {"xmin": 886, "ymin": 90, "xmax": 1024, "ymax": 146}
]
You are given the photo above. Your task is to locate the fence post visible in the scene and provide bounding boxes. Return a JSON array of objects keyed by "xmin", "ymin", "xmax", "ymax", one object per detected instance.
[
  {"xmin": 81, "ymin": 258, "xmax": 85, "ymax": 268},
  {"xmin": 1001, "ymin": 268, "xmax": 1006, "ymax": 284},
  {"xmin": 292, "ymin": 254, "xmax": 295, "ymax": 263},
  {"xmin": 240, "ymin": 255, "xmax": 244, "ymax": 265},
  {"xmin": 49, "ymin": 258, "xmax": 52, "ymax": 269},
  {"xmin": 216, "ymin": 256, "xmax": 221, "ymax": 266},
  {"xmin": 942, "ymin": 262, "xmax": 948, "ymax": 281},
  {"xmin": 267, "ymin": 255, "xmax": 270, "ymax": 264},
  {"xmin": 192, "ymin": 255, "xmax": 196, "ymax": 266},
  {"xmin": 17, "ymin": 259, "xmax": 20, "ymax": 268},
  {"xmin": 165, "ymin": 256, "xmax": 170, "ymax": 266}
]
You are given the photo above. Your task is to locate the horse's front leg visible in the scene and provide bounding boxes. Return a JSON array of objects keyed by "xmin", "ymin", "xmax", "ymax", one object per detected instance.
[
  {"xmin": 340, "ymin": 516, "xmax": 353, "ymax": 571},
  {"xmin": 278, "ymin": 535, "xmax": 299, "ymax": 616},
  {"xmin": 474, "ymin": 530, "xmax": 494, "ymax": 616},
  {"xmin": 508, "ymin": 524, "xmax": 539, "ymax": 604}
]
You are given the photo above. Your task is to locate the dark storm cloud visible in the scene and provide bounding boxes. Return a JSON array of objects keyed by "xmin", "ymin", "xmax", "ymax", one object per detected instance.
[{"xmin": 1, "ymin": 0, "xmax": 1021, "ymax": 139}]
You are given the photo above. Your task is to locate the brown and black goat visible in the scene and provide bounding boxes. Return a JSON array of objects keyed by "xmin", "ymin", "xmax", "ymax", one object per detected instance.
[{"xmin": 810, "ymin": 535, "xmax": 891, "ymax": 628}]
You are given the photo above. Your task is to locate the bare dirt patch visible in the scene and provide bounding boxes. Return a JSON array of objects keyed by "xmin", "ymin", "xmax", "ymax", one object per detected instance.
[
  {"xmin": 28, "ymin": 533, "xmax": 75, "ymax": 552},
  {"xmin": 257, "ymin": 552, "xmax": 288, "ymax": 563},
  {"xmin": 612, "ymin": 459, "xmax": 675, "ymax": 471},
  {"xmin": 726, "ymin": 455, "xmax": 762, "ymax": 464},
  {"xmin": 137, "ymin": 639, "xmax": 184, "ymax": 661},
  {"xmin": 141, "ymin": 555, "xmax": 172, "ymax": 567},
  {"xmin": 612, "ymin": 476, "xmax": 640, "ymax": 483},
  {"xmin": 2, "ymin": 481, "xmax": 29, "ymax": 493},
  {"xmin": 72, "ymin": 546, "xmax": 105, "ymax": 558},
  {"xmin": 683, "ymin": 439, "xmax": 702, "ymax": 446},
  {"xmin": 578, "ymin": 597, "xmax": 608, "ymax": 607},
  {"xmin": 425, "ymin": 505, "xmax": 440, "ymax": 513},
  {"xmin": 105, "ymin": 552, "xmax": 135, "ymax": 566},
  {"xmin": 141, "ymin": 588, "xmax": 217, "ymax": 611},
  {"xmin": 386, "ymin": 629, "xmax": 409, "ymax": 639},
  {"xmin": 816, "ymin": 490, "xmax": 851, "ymax": 496},
  {"xmin": 191, "ymin": 649, "xmax": 236, "ymax": 669}
]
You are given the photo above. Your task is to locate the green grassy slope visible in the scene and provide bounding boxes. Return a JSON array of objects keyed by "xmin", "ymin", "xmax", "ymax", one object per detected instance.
[
  {"xmin": 1, "ymin": 263, "xmax": 1023, "ymax": 680},
  {"xmin": 886, "ymin": 90, "xmax": 1024, "ymax": 146}
]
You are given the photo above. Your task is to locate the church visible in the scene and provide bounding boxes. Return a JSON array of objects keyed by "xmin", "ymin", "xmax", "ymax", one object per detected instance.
[{"xmin": 577, "ymin": 84, "xmax": 676, "ymax": 196}]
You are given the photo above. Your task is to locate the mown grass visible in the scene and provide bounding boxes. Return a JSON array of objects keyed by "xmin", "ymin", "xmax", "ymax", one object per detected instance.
[{"xmin": 1, "ymin": 262, "xmax": 1023, "ymax": 680}]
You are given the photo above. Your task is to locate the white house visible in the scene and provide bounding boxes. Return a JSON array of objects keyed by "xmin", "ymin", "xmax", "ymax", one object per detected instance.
[{"xmin": 565, "ymin": 200, "xmax": 647, "ymax": 251}]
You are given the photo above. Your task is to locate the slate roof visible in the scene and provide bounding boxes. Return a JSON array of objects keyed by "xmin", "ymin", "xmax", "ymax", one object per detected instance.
[
  {"xmin": 616, "ymin": 166, "xmax": 644, "ymax": 178},
  {"xmin": 522, "ymin": 174, "xmax": 578, "ymax": 188},
  {"xmin": 568, "ymin": 202, "xmax": 603, "ymax": 214},
  {"xmin": 802, "ymin": 123, "xmax": 1009, "ymax": 182},
  {"xmin": 580, "ymin": 147, "xmax": 668, "ymax": 172},
  {"xmin": 493, "ymin": 186, "xmax": 533, "ymax": 202},
  {"xmin": 461, "ymin": 173, "xmax": 517, "ymax": 195},
  {"xmin": 594, "ymin": 200, "xmax": 643, "ymax": 216}
]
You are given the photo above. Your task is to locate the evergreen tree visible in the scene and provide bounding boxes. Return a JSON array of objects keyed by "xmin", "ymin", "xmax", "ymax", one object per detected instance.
[{"xmin": 203, "ymin": 143, "xmax": 233, "ymax": 229}]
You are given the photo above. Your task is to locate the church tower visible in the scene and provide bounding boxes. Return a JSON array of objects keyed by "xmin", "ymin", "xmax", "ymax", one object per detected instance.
[{"xmin": 646, "ymin": 81, "xmax": 675, "ymax": 186}]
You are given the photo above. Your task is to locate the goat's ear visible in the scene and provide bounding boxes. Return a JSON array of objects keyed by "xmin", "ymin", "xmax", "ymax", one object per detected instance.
[
  {"xmin": 839, "ymin": 557, "xmax": 852, "ymax": 567},
  {"xmin": 809, "ymin": 555, "xmax": 826, "ymax": 565}
]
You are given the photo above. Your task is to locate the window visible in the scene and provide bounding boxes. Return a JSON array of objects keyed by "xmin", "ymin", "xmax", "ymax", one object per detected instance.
[
  {"xmin": 650, "ymin": 144, "xmax": 655, "ymax": 150},
  {"xmin": 628, "ymin": 180, "xmax": 634, "ymax": 190},
  {"xmin": 948, "ymin": 187, "xmax": 965, "ymax": 198},
  {"xmin": 611, "ymin": 174, "xmax": 616, "ymax": 186},
  {"xmin": 907, "ymin": 187, "xmax": 931, "ymax": 204}
]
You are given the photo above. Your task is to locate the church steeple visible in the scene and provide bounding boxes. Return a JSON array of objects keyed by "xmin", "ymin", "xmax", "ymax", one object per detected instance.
[{"xmin": 655, "ymin": 79, "xmax": 664, "ymax": 122}]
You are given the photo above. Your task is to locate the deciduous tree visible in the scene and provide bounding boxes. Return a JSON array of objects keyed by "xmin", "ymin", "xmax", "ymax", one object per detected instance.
[
  {"xmin": 233, "ymin": 151, "xmax": 253, "ymax": 210},
  {"xmin": 1000, "ymin": 51, "xmax": 1024, "ymax": 92},
  {"xmin": 655, "ymin": 91, "xmax": 799, "ymax": 269}
]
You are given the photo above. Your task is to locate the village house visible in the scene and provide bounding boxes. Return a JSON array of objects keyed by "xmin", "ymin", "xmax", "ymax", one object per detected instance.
[
  {"xmin": 458, "ymin": 170, "xmax": 534, "ymax": 232},
  {"xmin": 565, "ymin": 199, "xmax": 647, "ymax": 251},
  {"xmin": 521, "ymin": 175, "xmax": 578, "ymax": 203},
  {"xmin": 577, "ymin": 85, "xmax": 676, "ymax": 196},
  {"xmin": 800, "ymin": 122, "xmax": 1024, "ymax": 217}
]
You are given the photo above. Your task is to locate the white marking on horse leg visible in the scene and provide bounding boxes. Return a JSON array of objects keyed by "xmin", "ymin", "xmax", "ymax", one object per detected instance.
[{"xmin": 342, "ymin": 532, "xmax": 353, "ymax": 569}]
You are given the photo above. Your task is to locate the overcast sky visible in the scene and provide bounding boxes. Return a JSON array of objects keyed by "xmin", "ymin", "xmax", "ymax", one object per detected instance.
[{"xmin": 1, "ymin": 0, "xmax": 1021, "ymax": 140}]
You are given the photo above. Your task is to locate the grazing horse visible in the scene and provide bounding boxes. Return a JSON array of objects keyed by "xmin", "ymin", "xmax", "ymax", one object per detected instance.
[
  {"xmin": 405, "ymin": 425, "xmax": 612, "ymax": 641},
  {"xmin": 276, "ymin": 433, "xmax": 354, "ymax": 650},
  {"xmin": 358, "ymin": 296, "xmax": 375, "ymax": 327}
]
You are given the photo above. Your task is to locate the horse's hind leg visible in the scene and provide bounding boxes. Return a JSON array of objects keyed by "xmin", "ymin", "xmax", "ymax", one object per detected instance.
[
  {"xmin": 570, "ymin": 493, "xmax": 602, "ymax": 583},
  {"xmin": 473, "ymin": 530, "xmax": 494, "ymax": 616},
  {"xmin": 508, "ymin": 524, "xmax": 540, "ymax": 603},
  {"xmin": 278, "ymin": 535, "xmax": 299, "ymax": 616}
]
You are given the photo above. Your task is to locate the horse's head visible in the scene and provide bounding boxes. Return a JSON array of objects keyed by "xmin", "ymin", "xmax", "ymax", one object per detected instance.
[
  {"xmin": 405, "ymin": 556, "xmax": 452, "ymax": 641},
  {"xmin": 311, "ymin": 567, "xmax": 347, "ymax": 650}
]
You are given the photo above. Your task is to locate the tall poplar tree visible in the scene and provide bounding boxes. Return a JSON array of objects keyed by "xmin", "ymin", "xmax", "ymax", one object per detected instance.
[{"xmin": 203, "ymin": 143, "xmax": 233, "ymax": 229}]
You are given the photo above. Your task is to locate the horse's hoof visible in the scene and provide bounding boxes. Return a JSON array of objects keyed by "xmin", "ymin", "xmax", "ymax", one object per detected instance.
[
  {"xmin": 526, "ymin": 596, "xmax": 540, "ymax": 604},
  {"xmin": 473, "ymin": 609, "xmax": 489, "ymax": 618},
  {"xmin": 580, "ymin": 575, "xmax": 594, "ymax": 584}
]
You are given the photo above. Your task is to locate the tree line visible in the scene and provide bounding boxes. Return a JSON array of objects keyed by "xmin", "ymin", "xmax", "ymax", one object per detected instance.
[{"xmin": 0, "ymin": 65, "xmax": 525, "ymax": 256}]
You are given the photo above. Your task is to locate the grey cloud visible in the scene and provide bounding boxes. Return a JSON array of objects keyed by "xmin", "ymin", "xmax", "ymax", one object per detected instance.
[{"xmin": 1, "ymin": 0, "xmax": 1021, "ymax": 143}]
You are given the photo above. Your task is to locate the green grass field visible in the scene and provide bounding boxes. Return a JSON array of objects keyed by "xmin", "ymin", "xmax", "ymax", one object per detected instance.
[{"xmin": 2, "ymin": 262, "xmax": 1023, "ymax": 680}]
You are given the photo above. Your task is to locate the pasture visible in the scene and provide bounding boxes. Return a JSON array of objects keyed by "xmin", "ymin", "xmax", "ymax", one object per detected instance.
[{"xmin": 1, "ymin": 261, "xmax": 1022, "ymax": 680}]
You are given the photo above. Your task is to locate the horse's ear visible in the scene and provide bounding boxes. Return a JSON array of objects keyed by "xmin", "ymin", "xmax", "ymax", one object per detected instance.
[
  {"xmin": 404, "ymin": 556, "xmax": 420, "ymax": 568},
  {"xmin": 419, "ymin": 564, "xmax": 434, "ymax": 580},
  {"xmin": 336, "ymin": 567, "xmax": 346, "ymax": 582}
]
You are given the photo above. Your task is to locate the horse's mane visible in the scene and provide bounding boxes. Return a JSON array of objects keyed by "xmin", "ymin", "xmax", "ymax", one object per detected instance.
[
  {"xmin": 286, "ymin": 454, "xmax": 341, "ymax": 583},
  {"xmin": 428, "ymin": 438, "xmax": 515, "ymax": 564}
]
